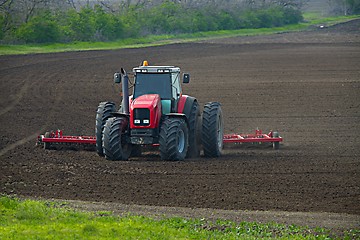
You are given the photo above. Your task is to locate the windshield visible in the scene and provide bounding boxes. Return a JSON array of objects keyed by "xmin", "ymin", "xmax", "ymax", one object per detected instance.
[{"xmin": 134, "ymin": 73, "xmax": 172, "ymax": 99}]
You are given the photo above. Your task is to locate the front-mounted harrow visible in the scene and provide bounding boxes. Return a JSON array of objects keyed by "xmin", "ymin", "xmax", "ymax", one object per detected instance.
[{"xmin": 37, "ymin": 61, "xmax": 283, "ymax": 160}]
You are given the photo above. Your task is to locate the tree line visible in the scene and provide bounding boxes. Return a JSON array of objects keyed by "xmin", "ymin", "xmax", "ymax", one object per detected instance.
[
  {"xmin": 327, "ymin": 0, "xmax": 360, "ymax": 15},
  {"xmin": 0, "ymin": 0, "xmax": 333, "ymax": 44}
]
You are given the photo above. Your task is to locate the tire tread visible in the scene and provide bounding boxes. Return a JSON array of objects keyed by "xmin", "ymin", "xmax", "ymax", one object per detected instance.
[{"xmin": 202, "ymin": 102, "xmax": 223, "ymax": 157}]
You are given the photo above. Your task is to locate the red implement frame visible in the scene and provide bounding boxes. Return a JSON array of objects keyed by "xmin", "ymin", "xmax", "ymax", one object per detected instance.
[
  {"xmin": 223, "ymin": 129, "xmax": 282, "ymax": 144},
  {"xmin": 38, "ymin": 129, "xmax": 282, "ymax": 147},
  {"xmin": 38, "ymin": 130, "xmax": 96, "ymax": 145}
]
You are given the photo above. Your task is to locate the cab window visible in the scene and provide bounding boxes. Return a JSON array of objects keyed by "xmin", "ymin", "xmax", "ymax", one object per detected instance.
[{"xmin": 134, "ymin": 73, "xmax": 172, "ymax": 99}]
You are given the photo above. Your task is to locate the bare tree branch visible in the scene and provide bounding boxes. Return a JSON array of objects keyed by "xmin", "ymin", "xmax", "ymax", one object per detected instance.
[
  {"xmin": 67, "ymin": 0, "xmax": 76, "ymax": 9},
  {"xmin": 0, "ymin": 0, "xmax": 13, "ymax": 9}
]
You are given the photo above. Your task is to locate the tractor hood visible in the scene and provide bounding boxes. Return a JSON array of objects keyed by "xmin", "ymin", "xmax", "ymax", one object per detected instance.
[
  {"xmin": 130, "ymin": 94, "xmax": 162, "ymax": 129},
  {"xmin": 131, "ymin": 94, "xmax": 161, "ymax": 109}
]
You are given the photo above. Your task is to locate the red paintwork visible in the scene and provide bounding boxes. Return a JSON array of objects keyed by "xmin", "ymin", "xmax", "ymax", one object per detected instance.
[
  {"xmin": 129, "ymin": 94, "xmax": 162, "ymax": 129},
  {"xmin": 38, "ymin": 130, "xmax": 96, "ymax": 144},
  {"xmin": 177, "ymin": 95, "xmax": 188, "ymax": 113},
  {"xmin": 39, "ymin": 129, "xmax": 282, "ymax": 145},
  {"xmin": 223, "ymin": 130, "xmax": 282, "ymax": 143}
]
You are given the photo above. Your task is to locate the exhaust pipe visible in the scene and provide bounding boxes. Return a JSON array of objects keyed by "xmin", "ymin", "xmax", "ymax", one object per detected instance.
[{"xmin": 121, "ymin": 68, "xmax": 130, "ymax": 115}]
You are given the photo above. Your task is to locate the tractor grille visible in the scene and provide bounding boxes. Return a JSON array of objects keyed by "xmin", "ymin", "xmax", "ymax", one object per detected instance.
[{"xmin": 133, "ymin": 108, "xmax": 150, "ymax": 126}]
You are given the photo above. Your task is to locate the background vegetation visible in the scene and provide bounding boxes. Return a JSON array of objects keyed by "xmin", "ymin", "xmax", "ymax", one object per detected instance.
[
  {"xmin": 1, "ymin": 0, "xmax": 358, "ymax": 45},
  {"xmin": 0, "ymin": 0, "xmax": 306, "ymax": 44}
]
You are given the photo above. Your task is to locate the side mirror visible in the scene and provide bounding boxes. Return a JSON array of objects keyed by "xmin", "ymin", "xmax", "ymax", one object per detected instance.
[
  {"xmin": 114, "ymin": 72, "xmax": 121, "ymax": 83},
  {"xmin": 183, "ymin": 73, "xmax": 190, "ymax": 84}
]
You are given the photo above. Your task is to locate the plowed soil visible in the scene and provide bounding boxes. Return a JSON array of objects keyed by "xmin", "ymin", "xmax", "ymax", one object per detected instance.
[{"xmin": 1, "ymin": 20, "xmax": 359, "ymax": 228}]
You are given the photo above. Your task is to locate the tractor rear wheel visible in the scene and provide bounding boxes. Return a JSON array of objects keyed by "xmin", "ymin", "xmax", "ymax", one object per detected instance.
[
  {"xmin": 102, "ymin": 117, "xmax": 132, "ymax": 161},
  {"xmin": 159, "ymin": 118, "xmax": 188, "ymax": 161},
  {"xmin": 96, "ymin": 102, "xmax": 115, "ymax": 156},
  {"xmin": 186, "ymin": 101, "xmax": 201, "ymax": 158},
  {"xmin": 202, "ymin": 102, "xmax": 224, "ymax": 157}
]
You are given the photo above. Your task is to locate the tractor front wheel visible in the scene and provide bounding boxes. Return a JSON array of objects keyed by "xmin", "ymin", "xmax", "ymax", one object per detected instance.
[
  {"xmin": 95, "ymin": 102, "xmax": 116, "ymax": 156},
  {"xmin": 159, "ymin": 118, "xmax": 189, "ymax": 161},
  {"xmin": 202, "ymin": 102, "xmax": 224, "ymax": 158},
  {"xmin": 102, "ymin": 117, "xmax": 132, "ymax": 161}
]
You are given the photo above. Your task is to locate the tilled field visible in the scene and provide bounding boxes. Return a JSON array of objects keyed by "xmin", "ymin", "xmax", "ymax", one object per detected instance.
[{"xmin": 1, "ymin": 20, "xmax": 359, "ymax": 219}]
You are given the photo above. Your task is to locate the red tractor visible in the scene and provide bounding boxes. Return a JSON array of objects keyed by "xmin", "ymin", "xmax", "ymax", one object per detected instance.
[
  {"xmin": 38, "ymin": 61, "xmax": 282, "ymax": 157},
  {"xmin": 95, "ymin": 61, "xmax": 223, "ymax": 161}
]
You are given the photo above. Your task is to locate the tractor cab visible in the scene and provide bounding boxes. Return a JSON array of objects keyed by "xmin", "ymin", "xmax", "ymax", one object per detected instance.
[{"xmin": 132, "ymin": 62, "xmax": 189, "ymax": 114}]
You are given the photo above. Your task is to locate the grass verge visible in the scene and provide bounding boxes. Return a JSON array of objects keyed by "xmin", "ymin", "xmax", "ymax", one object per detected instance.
[
  {"xmin": 0, "ymin": 15, "xmax": 359, "ymax": 56},
  {"xmin": 0, "ymin": 195, "xmax": 358, "ymax": 239}
]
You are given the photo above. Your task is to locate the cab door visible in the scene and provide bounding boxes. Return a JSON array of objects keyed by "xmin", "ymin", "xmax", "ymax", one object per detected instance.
[{"xmin": 171, "ymin": 72, "xmax": 182, "ymax": 112}]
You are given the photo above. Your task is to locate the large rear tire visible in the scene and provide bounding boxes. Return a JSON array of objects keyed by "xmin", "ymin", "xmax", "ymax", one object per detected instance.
[
  {"xmin": 202, "ymin": 102, "xmax": 224, "ymax": 158},
  {"xmin": 159, "ymin": 118, "xmax": 189, "ymax": 161},
  {"xmin": 102, "ymin": 117, "xmax": 132, "ymax": 161},
  {"xmin": 96, "ymin": 102, "xmax": 115, "ymax": 156},
  {"xmin": 186, "ymin": 101, "xmax": 201, "ymax": 158}
]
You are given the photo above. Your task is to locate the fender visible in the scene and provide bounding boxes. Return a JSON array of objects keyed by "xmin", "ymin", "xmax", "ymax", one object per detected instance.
[
  {"xmin": 177, "ymin": 95, "xmax": 197, "ymax": 120},
  {"xmin": 165, "ymin": 113, "xmax": 188, "ymax": 128},
  {"xmin": 111, "ymin": 112, "xmax": 129, "ymax": 119}
]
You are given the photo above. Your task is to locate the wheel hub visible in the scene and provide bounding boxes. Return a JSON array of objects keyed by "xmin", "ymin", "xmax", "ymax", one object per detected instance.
[{"xmin": 177, "ymin": 129, "xmax": 185, "ymax": 153}]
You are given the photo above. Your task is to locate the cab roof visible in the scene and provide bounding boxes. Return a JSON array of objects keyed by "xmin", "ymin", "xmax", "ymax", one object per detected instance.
[{"xmin": 133, "ymin": 66, "xmax": 181, "ymax": 73}]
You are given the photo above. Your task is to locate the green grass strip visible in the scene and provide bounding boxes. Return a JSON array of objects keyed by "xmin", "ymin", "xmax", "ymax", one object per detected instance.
[
  {"xmin": 0, "ymin": 15, "xmax": 359, "ymax": 56},
  {"xmin": 1, "ymin": 195, "xmax": 358, "ymax": 239}
]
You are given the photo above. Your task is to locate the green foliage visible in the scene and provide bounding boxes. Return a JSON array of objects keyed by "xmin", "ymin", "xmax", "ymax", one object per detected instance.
[
  {"xmin": 15, "ymin": 200, "xmax": 50, "ymax": 221},
  {"xmin": 0, "ymin": 15, "xmax": 4, "ymax": 40},
  {"xmin": 329, "ymin": 0, "xmax": 360, "ymax": 15},
  {"xmin": 1, "ymin": 2, "xmax": 304, "ymax": 44},
  {"xmin": 13, "ymin": 5, "xmax": 124, "ymax": 43},
  {"xmin": 64, "ymin": 6, "xmax": 124, "ymax": 42},
  {"xmin": 218, "ymin": 10, "xmax": 238, "ymax": 30},
  {"xmin": 66, "ymin": 7, "xmax": 96, "ymax": 41},
  {"xmin": 347, "ymin": 0, "xmax": 360, "ymax": 14},
  {"xmin": 93, "ymin": 6, "xmax": 124, "ymax": 41},
  {"xmin": 135, "ymin": 2, "xmax": 303, "ymax": 35},
  {"xmin": 1, "ymin": 14, "xmax": 359, "ymax": 56},
  {"xmin": 15, "ymin": 11, "xmax": 60, "ymax": 43},
  {"xmin": 241, "ymin": 6, "xmax": 303, "ymax": 28},
  {"xmin": 0, "ymin": 195, "xmax": 355, "ymax": 239},
  {"xmin": 0, "ymin": 15, "xmax": 360, "ymax": 55},
  {"xmin": 0, "ymin": 195, "xmax": 19, "ymax": 211},
  {"xmin": 283, "ymin": 7, "xmax": 304, "ymax": 24},
  {"xmin": 120, "ymin": 5, "xmax": 144, "ymax": 38}
]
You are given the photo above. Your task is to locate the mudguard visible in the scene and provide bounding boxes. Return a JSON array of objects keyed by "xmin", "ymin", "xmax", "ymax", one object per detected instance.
[{"xmin": 177, "ymin": 95, "xmax": 197, "ymax": 120}]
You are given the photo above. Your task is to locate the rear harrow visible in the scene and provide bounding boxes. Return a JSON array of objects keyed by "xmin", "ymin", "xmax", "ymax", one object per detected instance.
[
  {"xmin": 38, "ymin": 129, "xmax": 282, "ymax": 150},
  {"xmin": 223, "ymin": 129, "xmax": 282, "ymax": 149},
  {"xmin": 37, "ymin": 130, "xmax": 96, "ymax": 150}
]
